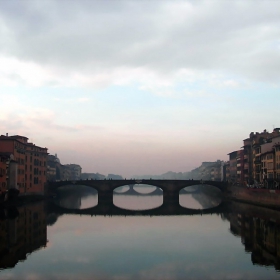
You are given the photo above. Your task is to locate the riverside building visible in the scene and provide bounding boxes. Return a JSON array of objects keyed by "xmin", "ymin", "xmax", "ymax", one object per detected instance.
[
  {"xmin": 228, "ymin": 128, "xmax": 280, "ymax": 186},
  {"xmin": 0, "ymin": 134, "xmax": 48, "ymax": 195}
]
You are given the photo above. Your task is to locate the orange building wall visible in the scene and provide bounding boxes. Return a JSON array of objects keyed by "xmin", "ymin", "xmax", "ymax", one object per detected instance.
[{"xmin": 0, "ymin": 135, "xmax": 48, "ymax": 195}]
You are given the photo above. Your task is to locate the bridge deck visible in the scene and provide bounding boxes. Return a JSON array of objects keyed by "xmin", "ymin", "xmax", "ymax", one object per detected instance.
[{"xmin": 48, "ymin": 179, "xmax": 227, "ymax": 192}]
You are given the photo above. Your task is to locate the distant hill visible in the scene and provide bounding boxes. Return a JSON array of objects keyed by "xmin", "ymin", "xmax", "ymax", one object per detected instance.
[{"xmin": 134, "ymin": 161, "xmax": 222, "ymax": 181}]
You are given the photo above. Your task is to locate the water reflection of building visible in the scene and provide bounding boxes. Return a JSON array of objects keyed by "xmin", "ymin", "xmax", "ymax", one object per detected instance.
[
  {"xmin": 224, "ymin": 203, "xmax": 280, "ymax": 271},
  {"xmin": 0, "ymin": 202, "xmax": 47, "ymax": 269},
  {"xmin": 58, "ymin": 192, "xmax": 82, "ymax": 209},
  {"xmin": 190, "ymin": 186, "xmax": 222, "ymax": 209}
]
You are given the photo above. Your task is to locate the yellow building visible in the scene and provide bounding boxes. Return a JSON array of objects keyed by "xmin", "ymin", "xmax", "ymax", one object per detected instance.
[{"xmin": 261, "ymin": 151, "xmax": 274, "ymax": 187}]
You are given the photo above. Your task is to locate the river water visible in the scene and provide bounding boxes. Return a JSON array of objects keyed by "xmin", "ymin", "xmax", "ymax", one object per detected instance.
[{"xmin": 0, "ymin": 185, "xmax": 280, "ymax": 279}]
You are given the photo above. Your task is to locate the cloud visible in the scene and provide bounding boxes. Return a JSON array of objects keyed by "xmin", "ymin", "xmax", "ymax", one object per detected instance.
[
  {"xmin": 0, "ymin": 0, "xmax": 279, "ymax": 89},
  {"xmin": 77, "ymin": 97, "xmax": 90, "ymax": 103},
  {"xmin": 0, "ymin": 1, "xmax": 278, "ymax": 177},
  {"xmin": 0, "ymin": 95, "xmax": 103, "ymax": 144}
]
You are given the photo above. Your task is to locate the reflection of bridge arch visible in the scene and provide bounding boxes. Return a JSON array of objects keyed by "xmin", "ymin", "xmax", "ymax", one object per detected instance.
[
  {"xmin": 49, "ymin": 199, "xmax": 228, "ymax": 216},
  {"xmin": 48, "ymin": 179, "xmax": 226, "ymax": 210}
]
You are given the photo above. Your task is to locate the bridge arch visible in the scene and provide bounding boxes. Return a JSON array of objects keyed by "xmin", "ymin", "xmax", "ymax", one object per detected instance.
[
  {"xmin": 48, "ymin": 179, "xmax": 226, "ymax": 193},
  {"xmin": 47, "ymin": 179, "xmax": 226, "ymax": 211}
]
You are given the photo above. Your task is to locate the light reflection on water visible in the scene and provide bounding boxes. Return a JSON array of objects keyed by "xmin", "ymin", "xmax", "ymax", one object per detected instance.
[
  {"xmin": 114, "ymin": 185, "xmax": 130, "ymax": 193},
  {"xmin": 132, "ymin": 184, "xmax": 157, "ymax": 194},
  {"xmin": 114, "ymin": 185, "xmax": 162, "ymax": 210},
  {"xmin": 114, "ymin": 195, "xmax": 163, "ymax": 210},
  {"xmin": 79, "ymin": 194, "xmax": 98, "ymax": 209},
  {"xmin": 54, "ymin": 185, "xmax": 98, "ymax": 209},
  {"xmin": 180, "ymin": 185, "xmax": 222, "ymax": 210},
  {"xmin": 1, "ymin": 200, "xmax": 280, "ymax": 279}
]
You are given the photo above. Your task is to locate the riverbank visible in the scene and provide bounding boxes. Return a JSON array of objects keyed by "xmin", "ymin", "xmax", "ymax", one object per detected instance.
[
  {"xmin": 0, "ymin": 194, "xmax": 48, "ymax": 208},
  {"xmin": 226, "ymin": 185, "xmax": 280, "ymax": 210}
]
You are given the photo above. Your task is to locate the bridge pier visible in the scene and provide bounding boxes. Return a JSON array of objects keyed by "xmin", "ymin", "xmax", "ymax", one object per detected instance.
[
  {"xmin": 162, "ymin": 190, "xmax": 180, "ymax": 209},
  {"xmin": 98, "ymin": 190, "xmax": 114, "ymax": 206}
]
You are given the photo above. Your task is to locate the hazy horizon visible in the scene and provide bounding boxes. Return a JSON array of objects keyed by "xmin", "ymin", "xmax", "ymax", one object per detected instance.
[{"xmin": 0, "ymin": 0, "xmax": 279, "ymax": 177}]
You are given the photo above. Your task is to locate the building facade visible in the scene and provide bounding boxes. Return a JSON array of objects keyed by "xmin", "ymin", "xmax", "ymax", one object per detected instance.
[
  {"xmin": 0, "ymin": 134, "xmax": 48, "ymax": 195},
  {"xmin": 0, "ymin": 153, "xmax": 10, "ymax": 195},
  {"xmin": 210, "ymin": 160, "xmax": 222, "ymax": 181},
  {"xmin": 64, "ymin": 164, "xmax": 82, "ymax": 180},
  {"xmin": 274, "ymin": 144, "xmax": 280, "ymax": 182},
  {"xmin": 229, "ymin": 128, "xmax": 280, "ymax": 186},
  {"xmin": 47, "ymin": 154, "xmax": 82, "ymax": 181}
]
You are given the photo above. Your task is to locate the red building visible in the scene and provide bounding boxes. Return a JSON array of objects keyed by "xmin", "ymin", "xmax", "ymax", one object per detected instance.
[{"xmin": 0, "ymin": 134, "xmax": 48, "ymax": 195}]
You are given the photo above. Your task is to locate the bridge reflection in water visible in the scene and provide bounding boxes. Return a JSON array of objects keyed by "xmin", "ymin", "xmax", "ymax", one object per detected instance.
[
  {"xmin": 49, "ymin": 179, "xmax": 225, "ymax": 216},
  {"xmin": 2, "ymin": 201, "xmax": 280, "ymax": 274},
  {"xmin": 50, "ymin": 201, "xmax": 227, "ymax": 216}
]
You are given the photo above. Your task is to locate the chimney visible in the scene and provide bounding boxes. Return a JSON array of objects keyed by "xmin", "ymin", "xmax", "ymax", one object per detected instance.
[{"xmin": 6, "ymin": 133, "xmax": 8, "ymax": 137}]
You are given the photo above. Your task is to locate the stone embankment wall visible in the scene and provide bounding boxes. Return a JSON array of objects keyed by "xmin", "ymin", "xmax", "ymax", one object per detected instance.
[{"xmin": 226, "ymin": 186, "xmax": 280, "ymax": 209}]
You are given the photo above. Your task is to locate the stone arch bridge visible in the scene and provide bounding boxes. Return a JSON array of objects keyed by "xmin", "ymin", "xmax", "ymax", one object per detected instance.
[{"xmin": 48, "ymin": 179, "xmax": 227, "ymax": 211}]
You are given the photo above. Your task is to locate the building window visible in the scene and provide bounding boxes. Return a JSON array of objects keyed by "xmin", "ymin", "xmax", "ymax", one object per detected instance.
[
  {"xmin": 267, "ymin": 154, "xmax": 273, "ymax": 160},
  {"xmin": 255, "ymin": 147, "xmax": 261, "ymax": 154},
  {"xmin": 268, "ymin": 173, "xmax": 274, "ymax": 179},
  {"xmin": 267, "ymin": 162, "xmax": 273, "ymax": 169}
]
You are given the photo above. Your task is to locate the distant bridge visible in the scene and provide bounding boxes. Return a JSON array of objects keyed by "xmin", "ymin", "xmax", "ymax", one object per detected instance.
[{"xmin": 48, "ymin": 179, "xmax": 227, "ymax": 212}]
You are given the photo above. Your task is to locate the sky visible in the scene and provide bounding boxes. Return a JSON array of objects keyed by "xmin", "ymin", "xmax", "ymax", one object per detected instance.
[{"xmin": 0, "ymin": 0, "xmax": 279, "ymax": 177}]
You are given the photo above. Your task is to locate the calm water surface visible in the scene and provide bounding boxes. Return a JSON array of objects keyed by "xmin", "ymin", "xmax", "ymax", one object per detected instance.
[{"xmin": 1, "ymin": 185, "xmax": 280, "ymax": 279}]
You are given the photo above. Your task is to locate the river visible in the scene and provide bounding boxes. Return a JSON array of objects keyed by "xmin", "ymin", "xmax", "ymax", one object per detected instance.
[{"xmin": 0, "ymin": 185, "xmax": 280, "ymax": 279}]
